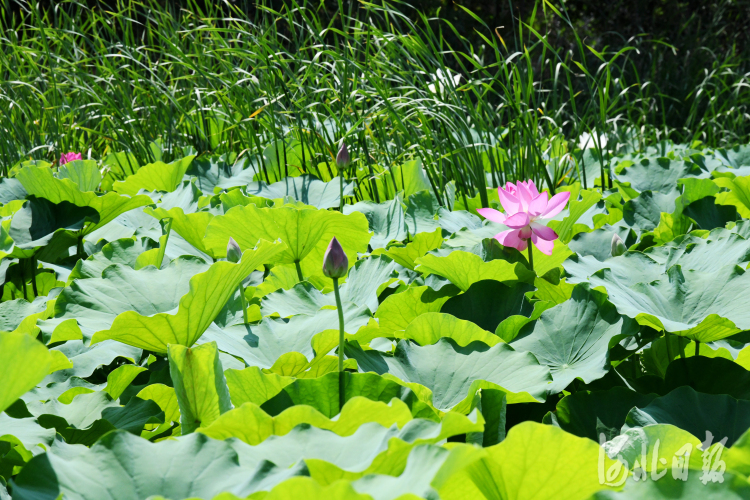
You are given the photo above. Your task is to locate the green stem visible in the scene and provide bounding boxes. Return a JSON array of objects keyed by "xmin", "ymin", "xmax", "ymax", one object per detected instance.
[
  {"xmin": 527, "ymin": 244, "xmax": 534, "ymax": 273},
  {"xmin": 156, "ymin": 217, "xmax": 173, "ymax": 269},
  {"xmin": 679, "ymin": 338, "xmax": 687, "ymax": 360},
  {"xmin": 238, "ymin": 284, "xmax": 248, "ymax": 324},
  {"xmin": 333, "ymin": 277, "xmax": 346, "ymax": 413},
  {"xmin": 695, "ymin": 340, "xmax": 700, "ymax": 356},
  {"xmin": 294, "ymin": 260, "xmax": 304, "ymax": 282},
  {"xmin": 339, "ymin": 173, "xmax": 345, "ymax": 211},
  {"xmin": 664, "ymin": 332, "xmax": 674, "ymax": 361}
]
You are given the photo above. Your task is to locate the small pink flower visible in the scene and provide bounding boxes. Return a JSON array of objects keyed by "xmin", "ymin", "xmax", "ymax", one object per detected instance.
[
  {"xmin": 476, "ymin": 180, "xmax": 570, "ymax": 256},
  {"xmin": 59, "ymin": 152, "xmax": 82, "ymax": 165}
]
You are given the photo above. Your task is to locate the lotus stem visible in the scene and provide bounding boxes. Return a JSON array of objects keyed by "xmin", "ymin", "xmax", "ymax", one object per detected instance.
[
  {"xmin": 527, "ymin": 245, "xmax": 534, "ymax": 273},
  {"xmin": 695, "ymin": 340, "xmax": 700, "ymax": 356},
  {"xmin": 294, "ymin": 260, "xmax": 304, "ymax": 282},
  {"xmin": 339, "ymin": 173, "xmax": 345, "ymax": 212},
  {"xmin": 333, "ymin": 276, "xmax": 346, "ymax": 412},
  {"xmin": 664, "ymin": 332, "xmax": 674, "ymax": 361},
  {"xmin": 156, "ymin": 218, "xmax": 173, "ymax": 269},
  {"xmin": 238, "ymin": 284, "xmax": 248, "ymax": 324},
  {"xmin": 30, "ymin": 257, "xmax": 38, "ymax": 297}
]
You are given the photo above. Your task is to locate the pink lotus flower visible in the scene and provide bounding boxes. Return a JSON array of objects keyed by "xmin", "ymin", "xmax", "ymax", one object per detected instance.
[
  {"xmin": 477, "ymin": 180, "xmax": 570, "ymax": 256},
  {"xmin": 59, "ymin": 152, "xmax": 82, "ymax": 165}
]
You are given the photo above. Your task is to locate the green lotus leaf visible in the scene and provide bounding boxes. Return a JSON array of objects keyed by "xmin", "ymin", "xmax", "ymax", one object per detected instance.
[
  {"xmin": 16, "ymin": 165, "xmax": 153, "ymax": 235},
  {"xmin": 100, "ymin": 397, "xmax": 165, "ymax": 435},
  {"xmin": 547, "ymin": 387, "xmax": 658, "ymax": 442},
  {"xmin": 589, "ymin": 264, "xmax": 750, "ymax": 341},
  {"xmin": 715, "ymin": 175, "xmax": 750, "ymax": 218},
  {"xmin": 415, "ymin": 251, "xmax": 534, "ymax": 292},
  {"xmin": 168, "ymin": 341, "xmax": 232, "ymax": 434},
  {"xmin": 0, "ymin": 296, "xmax": 48, "ymax": 334},
  {"xmin": 57, "ymin": 160, "xmax": 102, "ymax": 192},
  {"xmin": 0, "ymin": 332, "xmax": 52, "ymax": 413},
  {"xmin": 344, "ymin": 197, "xmax": 407, "ymax": 249},
  {"xmin": 398, "ymin": 312, "xmax": 501, "ymax": 347},
  {"xmin": 113, "ymin": 156, "xmax": 195, "ymax": 196},
  {"xmin": 0, "ymin": 413, "xmax": 55, "ymax": 451},
  {"xmin": 260, "ymin": 478, "xmax": 372, "ymax": 500},
  {"xmin": 245, "ymin": 174, "xmax": 353, "ymax": 209},
  {"xmin": 348, "ymin": 338, "xmax": 552, "ymax": 410},
  {"xmin": 603, "ymin": 423, "xmax": 703, "ymax": 474},
  {"xmin": 44, "ymin": 340, "xmax": 141, "ymax": 384},
  {"xmin": 615, "ymin": 157, "xmax": 706, "ymax": 196},
  {"xmin": 547, "ymin": 188, "xmax": 603, "ymax": 243},
  {"xmin": 511, "ymin": 285, "xmax": 638, "ymax": 392},
  {"xmin": 69, "ymin": 237, "xmax": 160, "ymax": 280},
  {"xmin": 403, "ymin": 190, "xmax": 482, "ymax": 236},
  {"xmin": 663, "ymin": 356, "xmax": 750, "ymax": 400},
  {"xmin": 592, "ymin": 472, "xmax": 750, "ymax": 499},
  {"xmin": 9, "ymin": 197, "xmax": 99, "ymax": 252},
  {"xmin": 104, "ymin": 364, "xmax": 148, "ymax": 400},
  {"xmin": 385, "ymin": 228, "xmax": 443, "ymax": 269},
  {"xmin": 623, "ymin": 386, "xmax": 750, "ymax": 446},
  {"xmin": 374, "ymin": 284, "xmax": 458, "ymax": 335},
  {"xmin": 453, "ymin": 421, "xmax": 620, "ymax": 500},
  {"xmin": 137, "ymin": 384, "xmax": 181, "ymax": 423},
  {"xmin": 145, "ymin": 206, "xmax": 216, "ymax": 257},
  {"xmin": 92, "ymin": 240, "xmax": 285, "ymax": 351},
  {"xmin": 11, "ymin": 430, "xmax": 306, "ymax": 500},
  {"xmin": 441, "ymin": 280, "xmax": 535, "ymax": 333},
  {"xmin": 204, "ymin": 205, "xmax": 370, "ymax": 279},
  {"xmin": 26, "ymin": 391, "xmax": 120, "ymax": 446}
]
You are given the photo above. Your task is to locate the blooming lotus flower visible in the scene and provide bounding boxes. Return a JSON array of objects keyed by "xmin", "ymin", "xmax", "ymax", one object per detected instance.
[
  {"xmin": 477, "ymin": 180, "xmax": 570, "ymax": 256},
  {"xmin": 322, "ymin": 237, "xmax": 348, "ymax": 279},
  {"xmin": 59, "ymin": 152, "xmax": 82, "ymax": 165}
]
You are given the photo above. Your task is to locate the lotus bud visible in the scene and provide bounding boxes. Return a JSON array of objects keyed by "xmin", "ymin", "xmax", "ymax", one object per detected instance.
[
  {"xmin": 59, "ymin": 152, "xmax": 82, "ymax": 165},
  {"xmin": 322, "ymin": 237, "xmax": 348, "ymax": 279},
  {"xmin": 611, "ymin": 233, "xmax": 627, "ymax": 257},
  {"xmin": 227, "ymin": 237, "xmax": 242, "ymax": 263},
  {"xmin": 336, "ymin": 142, "xmax": 350, "ymax": 170}
]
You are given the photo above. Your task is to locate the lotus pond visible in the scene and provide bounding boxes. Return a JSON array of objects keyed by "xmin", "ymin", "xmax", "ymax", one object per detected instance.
[{"xmin": 3, "ymin": 144, "xmax": 750, "ymax": 499}]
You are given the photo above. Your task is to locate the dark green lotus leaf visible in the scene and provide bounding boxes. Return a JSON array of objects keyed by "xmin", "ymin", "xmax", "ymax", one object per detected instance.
[
  {"xmin": 100, "ymin": 397, "xmax": 165, "ymax": 435},
  {"xmin": 43, "ymin": 340, "xmax": 141, "ymax": 384},
  {"xmin": 11, "ymin": 430, "xmax": 306, "ymax": 500},
  {"xmin": 547, "ymin": 387, "xmax": 657, "ymax": 441},
  {"xmin": 246, "ymin": 174, "xmax": 353, "ymax": 209},
  {"xmin": 683, "ymin": 196, "xmax": 738, "ymax": 230},
  {"xmin": 623, "ymin": 386, "xmax": 750, "ymax": 446},
  {"xmin": 441, "ymin": 279, "xmax": 534, "ymax": 333},
  {"xmin": 9, "ymin": 197, "xmax": 99, "ymax": 250},
  {"xmin": 589, "ymin": 265, "xmax": 750, "ymax": 341},
  {"xmin": 663, "ymin": 356, "xmax": 750, "ymax": 401},
  {"xmin": 184, "ymin": 154, "xmax": 260, "ymax": 193},
  {"xmin": 511, "ymin": 285, "xmax": 639, "ymax": 392},
  {"xmin": 615, "ymin": 157, "xmax": 707, "ymax": 196},
  {"xmin": 347, "ymin": 338, "xmax": 552, "ymax": 410}
]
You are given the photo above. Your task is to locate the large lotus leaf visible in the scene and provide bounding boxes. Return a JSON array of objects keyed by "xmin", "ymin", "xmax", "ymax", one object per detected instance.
[
  {"xmin": 9, "ymin": 197, "xmax": 99, "ymax": 251},
  {"xmin": 201, "ymin": 302, "xmax": 371, "ymax": 369},
  {"xmin": 16, "ymin": 165, "xmax": 153, "ymax": 235},
  {"xmin": 245, "ymin": 174, "xmax": 353, "ymax": 209},
  {"xmin": 41, "ymin": 257, "xmax": 208, "ymax": 342},
  {"xmin": 683, "ymin": 195, "xmax": 738, "ymax": 230},
  {"xmin": 385, "ymin": 229, "xmax": 444, "ymax": 270},
  {"xmin": 442, "ymin": 280, "xmax": 535, "ymax": 333},
  {"xmin": 547, "ymin": 188, "xmax": 603, "ymax": 243},
  {"xmin": 168, "ymin": 341, "xmax": 232, "ymax": 434},
  {"xmin": 24, "ymin": 391, "xmax": 119, "ymax": 445},
  {"xmin": 724, "ymin": 426, "xmax": 750, "ymax": 477},
  {"xmin": 404, "ymin": 191, "xmax": 482, "ymax": 236},
  {"xmin": 623, "ymin": 386, "xmax": 750, "ymax": 446},
  {"xmin": 592, "ymin": 473, "xmax": 750, "ymax": 499},
  {"xmin": 258, "ymin": 477, "xmax": 372, "ymax": 500},
  {"xmin": 452, "ymin": 421, "xmax": 619, "ymax": 500},
  {"xmin": 0, "ymin": 413, "xmax": 55, "ymax": 451},
  {"xmin": 344, "ymin": 197, "xmax": 408, "ymax": 249},
  {"xmin": 511, "ymin": 285, "xmax": 638, "ymax": 392},
  {"xmin": 0, "ymin": 177, "xmax": 28, "ymax": 204},
  {"xmin": 69, "ymin": 237, "xmax": 161, "ymax": 280},
  {"xmin": 348, "ymin": 338, "xmax": 552, "ymax": 410},
  {"xmin": 10, "ymin": 430, "xmax": 305, "ymax": 500},
  {"xmin": 146, "ymin": 206, "xmax": 216, "ymax": 257},
  {"xmin": 183, "ymin": 154, "xmax": 259, "ymax": 193},
  {"xmin": 374, "ymin": 284, "xmax": 458, "ymax": 335},
  {"xmin": 644, "ymin": 227, "xmax": 750, "ymax": 272},
  {"xmin": 415, "ymin": 251, "xmax": 533, "ymax": 292},
  {"xmin": 399, "ymin": 312, "xmax": 501, "ymax": 347},
  {"xmin": 0, "ymin": 332, "xmax": 52, "ymax": 413},
  {"xmin": 56, "ymin": 160, "xmax": 102, "ymax": 192},
  {"xmin": 615, "ymin": 157, "xmax": 706, "ymax": 196},
  {"xmin": 225, "ymin": 367, "xmax": 294, "ymax": 408},
  {"xmin": 589, "ymin": 264, "xmax": 750, "ymax": 341},
  {"xmin": 43, "ymin": 340, "xmax": 141, "ymax": 384},
  {"xmin": 0, "ymin": 296, "xmax": 48, "ymax": 333},
  {"xmin": 113, "ymin": 156, "xmax": 194, "ymax": 196},
  {"xmin": 259, "ymin": 371, "xmax": 436, "ymax": 420},
  {"xmin": 92, "ymin": 241, "xmax": 285, "ymax": 352},
  {"xmin": 261, "ymin": 281, "xmax": 337, "ymax": 318},
  {"xmin": 204, "ymin": 205, "xmax": 370, "ymax": 277},
  {"xmin": 621, "ymin": 190, "xmax": 678, "ymax": 233},
  {"xmin": 663, "ymin": 356, "xmax": 750, "ymax": 400},
  {"xmin": 548, "ymin": 387, "xmax": 658, "ymax": 442},
  {"xmin": 715, "ymin": 175, "xmax": 750, "ymax": 218},
  {"xmin": 338, "ymin": 254, "xmax": 398, "ymax": 313},
  {"xmin": 568, "ymin": 226, "xmax": 634, "ymax": 262}
]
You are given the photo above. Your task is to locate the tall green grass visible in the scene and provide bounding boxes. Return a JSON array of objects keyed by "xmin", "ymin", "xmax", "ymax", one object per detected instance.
[{"xmin": 1, "ymin": 0, "xmax": 749, "ymax": 203}]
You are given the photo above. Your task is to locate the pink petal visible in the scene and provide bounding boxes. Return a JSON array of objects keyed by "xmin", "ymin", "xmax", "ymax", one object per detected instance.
[
  {"xmin": 476, "ymin": 208, "xmax": 507, "ymax": 225},
  {"xmin": 504, "ymin": 182, "xmax": 518, "ymax": 196},
  {"xmin": 498, "ymin": 188, "xmax": 521, "ymax": 214},
  {"xmin": 530, "ymin": 222, "xmax": 558, "ymax": 241},
  {"xmin": 531, "ymin": 233, "xmax": 555, "ymax": 255},
  {"xmin": 495, "ymin": 229, "xmax": 528, "ymax": 251},
  {"xmin": 527, "ymin": 180, "xmax": 540, "ymax": 197},
  {"xmin": 517, "ymin": 182, "xmax": 533, "ymax": 212},
  {"xmin": 540, "ymin": 191, "xmax": 571, "ymax": 219},
  {"xmin": 528, "ymin": 192, "xmax": 548, "ymax": 217},
  {"xmin": 519, "ymin": 226, "xmax": 532, "ymax": 239},
  {"xmin": 503, "ymin": 212, "xmax": 530, "ymax": 229}
]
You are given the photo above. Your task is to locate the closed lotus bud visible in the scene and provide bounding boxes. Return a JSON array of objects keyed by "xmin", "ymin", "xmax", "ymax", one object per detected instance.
[
  {"xmin": 322, "ymin": 236, "xmax": 348, "ymax": 278},
  {"xmin": 611, "ymin": 233, "xmax": 627, "ymax": 257},
  {"xmin": 336, "ymin": 142, "xmax": 350, "ymax": 170},
  {"xmin": 227, "ymin": 237, "xmax": 242, "ymax": 263}
]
